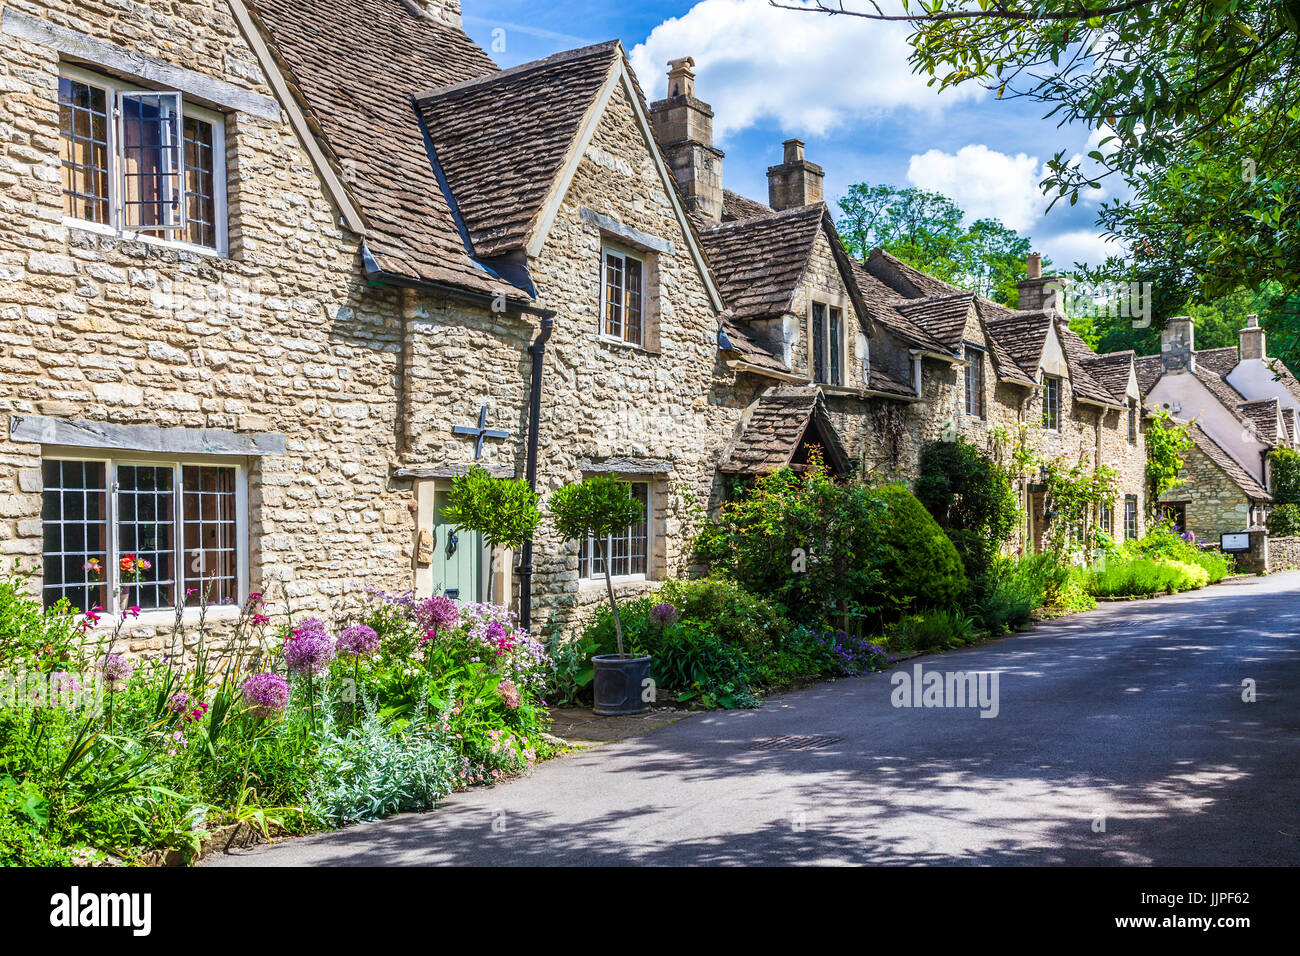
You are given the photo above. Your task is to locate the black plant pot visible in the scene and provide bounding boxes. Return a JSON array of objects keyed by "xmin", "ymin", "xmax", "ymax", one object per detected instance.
[{"xmin": 592, "ymin": 654, "xmax": 652, "ymax": 716}]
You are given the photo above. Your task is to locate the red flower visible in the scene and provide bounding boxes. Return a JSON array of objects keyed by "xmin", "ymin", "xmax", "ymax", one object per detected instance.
[{"xmin": 120, "ymin": 554, "xmax": 136, "ymax": 573}]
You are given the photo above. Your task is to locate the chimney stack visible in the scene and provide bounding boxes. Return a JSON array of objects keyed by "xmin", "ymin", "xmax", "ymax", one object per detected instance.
[
  {"xmin": 1161, "ymin": 315, "xmax": 1196, "ymax": 374},
  {"xmin": 1017, "ymin": 252, "xmax": 1066, "ymax": 312},
  {"xmin": 648, "ymin": 57, "xmax": 724, "ymax": 223},
  {"xmin": 766, "ymin": 139, "xmax": 824, "ymax": 211},
  {"xmin": 1240, "ymin": 313, "xmax": 1266, "ymax": 361},
  {"xmin": 418, "ymin": 0, "xmax": 461, "ymax": 28}
]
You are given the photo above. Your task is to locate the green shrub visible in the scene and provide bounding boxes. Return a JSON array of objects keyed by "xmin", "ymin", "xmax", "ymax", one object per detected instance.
[
  {"xmin": 695, "ymin": 456, "xmax": 887, "ymax": 628},
  {"xmin": 0, "ymin": 568, "xmax": 84, "ymax": 673},
  {"xmin": 1087, "ymin": 556, "xmax": 1207, "ymax": 597},
  {"xmin": 658, "ymin": 577, "xmax": 787, "ymax": 652},
  {"xmin": 874, "ymin": 483, "xmax": 968, "ymax": 610},
  {"xmin": 914, "ymin": 439, "xmax": 1020, "ymax": 586},
  {"xmin": 886, "ymin": 608, "xmax": 977, "ymax": 653},
  {"xmin": 1267, "ymin": 503, "xmax": 1300, "ymax": 537}
]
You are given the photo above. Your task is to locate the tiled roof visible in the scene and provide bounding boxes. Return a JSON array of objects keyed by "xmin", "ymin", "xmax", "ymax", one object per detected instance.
[
  {"xmin": 248, "ymin": 0, "xmax": 503, "ymax": 293},
  {"xmin": 848, "ymin": 261, "xmax": 952, "ymax": 356},
  {"xmin": 863, "ymin": 248, "xmax": 962, "ymax": 299},
  {"xmin": 722, "ymin": 386, "xmax": 849, "ymax": 475},
  {"xmin": 721, "ymin": 189, "xmax": 773, "ymax": 222},
  {"xmin": 1194, "ymin": 364, "xmax": 1247, "ymax": 410},
  {"xmin": 1263, "ymin": 358, "xmax": 1300, "ymax": 405},
  {"xmin": 1057, "ymin": 320, "xmax": 1124, "ymax": 407},
  {"xmin": 718, "ymin": 315, "xmax": 787, "ymax": 373},
  {"xmin": 1086, "ymin": 350, "xmax": 1138, "ymax": 405},
  {"xmin": 867, "ymin": 366, "xmax": 918, "ymax": 397},
  {"xmin": 983, "ymin": 309, "xmax": 1052, "ymax": 380},
  {"xmin": 892, "ymin": 293, "xmax": 975, "ymax": 353},
  {"xmin": 1187, "ymin": 423, "xmax": 1271, "ymax": 501},
  {"xmin": 414, "ymin": 42, "xmax": 621, "ymax": 259},
  {"xmin": 1283, "ymin": 407, "xmax": 1296, "ymax": 444},
  {"xmin": 699, "ymin": 203, "xmax": 825, "ymax": 320},
  {"xmin": 1237, "ymin": 398, "xmax": 1282, "ymax": 445},
  {"xmin": 1134, "ymin": 354, "xmax": 1162, "ymax": 396},
  {"xmin": 1194, "ymin": 346, "xmax": 1239, "ymax": 376}
]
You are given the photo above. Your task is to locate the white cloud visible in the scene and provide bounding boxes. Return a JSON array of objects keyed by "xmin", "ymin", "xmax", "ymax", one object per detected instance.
[
  {"xmin": 1039, "ymin": 229, "xmax": 1123, "ymax": 271},
  {"xmin": 905, "ymin": 144, "xmax": 1047, "ymax": 232},
  {"xmin": 628, "ymin": 0, "xmax": 983, "ymax": 141}
]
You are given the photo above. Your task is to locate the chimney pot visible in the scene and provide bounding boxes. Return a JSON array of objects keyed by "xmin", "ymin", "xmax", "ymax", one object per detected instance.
[
  {"xmin": 666, "ymin": 57, "xmax": 696, "ymax": 98},
  {"xmin": 783, "ymin": 139, "xmax": 805, "ymax": 164},
  {"xmin": 1026, "ymin": 251, "xmax": 1042, "ymax": 279}
]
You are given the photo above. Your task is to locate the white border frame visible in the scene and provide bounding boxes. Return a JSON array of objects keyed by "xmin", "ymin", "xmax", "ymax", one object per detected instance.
[
  {"xmin": 59, "ymin": 64, "xmax": 229, "ymax": 257},
  {"xmin": 40, "ymin": 448, "xmax": 249, "ymax": 625}
]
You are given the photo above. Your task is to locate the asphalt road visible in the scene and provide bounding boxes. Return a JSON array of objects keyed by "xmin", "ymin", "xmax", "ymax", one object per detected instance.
[{"xmin": 206, "ymin": 571, "xmax": 1300, "ymax": 866}]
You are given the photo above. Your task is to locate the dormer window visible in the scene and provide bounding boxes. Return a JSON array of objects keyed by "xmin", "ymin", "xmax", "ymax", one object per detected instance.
[
  {"xmin": 1042, "ymin": 375, "xmax": 1061, "ymax": 431},
  {"xmin": 812, "ymin": 302, "xmax": 842, "ymax": 386},
  {"xmin": 58, "ymin": 68, "xmax": 226, "ymax": 253}
]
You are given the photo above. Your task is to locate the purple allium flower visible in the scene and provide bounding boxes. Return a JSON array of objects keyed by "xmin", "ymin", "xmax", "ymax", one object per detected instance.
[
  {"xmin": 49, "ymin": 671, "xmax": 80, "ymax": 704},
  {"xmin": 414, "ymin": 596, "xmax": 460, "ymax": 644},
  {"xmin": 337, "ymin": 623, "xmax": 380, "ymax": 660},
  {"xmin": 498, "ymin": 679, "xmax": 521, "ymax": 710},
  {"xmin": 650, "ymin": 602, "xmax": 679, "ymax": 626},
  {"xmin": 241, "ymin": 672, "xmax": 290, "ymax": 718},
  {"xmin": 167, "ymin": 691, "xmax": 192, "ymax": 714},
  {"xmin": 283, "ymin": 619, "xmax": 336, "ymax": 676},
  {"xmin": 99, "ymin": 653, "xmax": 133, "ymax": 692}
]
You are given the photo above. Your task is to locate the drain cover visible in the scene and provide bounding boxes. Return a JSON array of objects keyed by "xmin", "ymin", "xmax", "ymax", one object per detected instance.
[{"xmin": 745, "ymin": 734, "xmax": 843, "ymax": 752}]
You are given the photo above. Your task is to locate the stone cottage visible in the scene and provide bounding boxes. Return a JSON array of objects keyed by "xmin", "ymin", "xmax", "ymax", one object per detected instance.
[
  {"xmin": 1136, "ymin": 314, "xmax": 1299, "ymax": 540},
  {"xmin": 0, "ymin": 0, "xmax": 1150, "ymax": 655}
]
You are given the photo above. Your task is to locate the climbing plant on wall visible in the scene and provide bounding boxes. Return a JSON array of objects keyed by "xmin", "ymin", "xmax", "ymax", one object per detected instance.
[
  {"xmin": 1039, "ymin": 456, "xmax": 1120, "ymax": 556},
  {"xmin": 1145, "ymin": 411, "xmax": 1195, "ymax": 506}
]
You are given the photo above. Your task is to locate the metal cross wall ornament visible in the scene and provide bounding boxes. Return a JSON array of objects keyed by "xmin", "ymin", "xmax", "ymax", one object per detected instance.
[{"xmin": 453, "ymin": 404, "xmax": 510, "ymax": 459}]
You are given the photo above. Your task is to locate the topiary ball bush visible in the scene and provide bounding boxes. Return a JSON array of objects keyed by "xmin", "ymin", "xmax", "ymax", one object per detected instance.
[{"xmin": 875, "ymin": 483, "xmax": 968, "ymax": 610}]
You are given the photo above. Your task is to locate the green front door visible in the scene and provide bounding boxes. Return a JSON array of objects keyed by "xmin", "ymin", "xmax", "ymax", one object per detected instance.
[{"xmin": 430, "ymin": 489, "xmax": 483, "ymax": 602}]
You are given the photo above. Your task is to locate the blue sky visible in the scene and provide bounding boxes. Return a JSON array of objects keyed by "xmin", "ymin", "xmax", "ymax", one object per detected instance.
[{"xmin": 461, "ymin": 0, "xmax": 1118, "ymax": 271}]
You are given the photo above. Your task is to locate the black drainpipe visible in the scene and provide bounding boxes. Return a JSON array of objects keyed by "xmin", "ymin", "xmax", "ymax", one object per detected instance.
[{"xmin": 518, "ymin": 312, "xmax": 555, "ymax": 633}]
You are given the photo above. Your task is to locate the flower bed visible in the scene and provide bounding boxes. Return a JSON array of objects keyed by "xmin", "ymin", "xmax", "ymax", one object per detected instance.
[{"xmin": 0, "ymin": 572, "xmax": 555, "ymax": 865}]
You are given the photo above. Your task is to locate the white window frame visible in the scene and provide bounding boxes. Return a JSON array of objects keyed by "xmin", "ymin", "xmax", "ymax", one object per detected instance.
[
  {"xmin": 59, "ymin": 64, "xmax": 228, "ymax": 256},
  {"xmin": 579, "ymin": 480, "xmax": 651, "ymax": 585},
  {"xmin": 599, "ymin": 244, "xmax": 646, "ymax": 347},
  {"xmin": 1124, "ymin": 495, "xmax": 1138, "ymax": 541},
  {"xmin": 1042, "ymin": 375, "xmax": 1061, "ymax": 431},
  {"xmin": 41, "ymin": 450, "xmax": 249, "ymax": 623}
]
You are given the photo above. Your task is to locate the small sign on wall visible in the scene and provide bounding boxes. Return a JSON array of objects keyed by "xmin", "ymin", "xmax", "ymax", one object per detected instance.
[
  {"xmin": 1221, "ymin": 532, "xmax": 1251, "ymax": 553},
  {"xmin": 416, "ymin": 529, "xmax": 434, "ymax": 566}
]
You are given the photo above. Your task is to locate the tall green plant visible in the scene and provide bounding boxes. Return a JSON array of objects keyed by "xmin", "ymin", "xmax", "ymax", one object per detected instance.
[
  {"xmin": 914, "ymin": 439, "xmax": 1019, "ymax": 585},
  {"xmin": 1268, "ymin": 447, "xmax": 1300, "ymax": 505},
  {"xmin": 548, "ymin": 476, "xmax": 644, "ymax": 657},
  {"xmin": 1146, "ymin": 411, "xmax": 1194, "ymax": 505}
]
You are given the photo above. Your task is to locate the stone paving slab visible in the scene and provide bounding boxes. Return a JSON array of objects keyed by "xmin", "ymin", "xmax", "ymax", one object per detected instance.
[{"xmin": 545, "ymin": 705, "xmax": 693, "ymax": 744}]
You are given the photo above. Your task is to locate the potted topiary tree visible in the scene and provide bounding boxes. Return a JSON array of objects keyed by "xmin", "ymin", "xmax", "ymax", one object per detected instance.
[
  {"xmin": 548, "ymin": 474, "xmax": 649, "ymax": 715},
  {"xmin": 440, "ymin": 465, "xmax": 542, "ymax": 603}
]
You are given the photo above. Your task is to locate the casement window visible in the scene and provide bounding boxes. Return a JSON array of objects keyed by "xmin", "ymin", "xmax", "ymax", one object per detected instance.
[
  {"xmin": 964, "ymin": 346, "xmax": 985, "ymax": 418},
  {"xmin": 41, "ymin": 457, "xmax": 247, "ymax": 615},
  {"xmin": 1124, "ymin": 495, "xmax": 1138, "ymax": 541},
  {"xmin": 578, "ymin": 481, "xmax": 650, "ymax": 582},
  {"xmin": 58, "ymin": 67, "xmax": 226, "ymax": 253},
  {"xmin": 1042, "ymin": 375, "xmax": 1061, "ymax": 431},
  {"xmin": 1099, "ymin": 500, "xmax": 1113, "ymax": 536},
  {"xmin": 601, "ymin": 246, "xmax": 644, "ymax": 346},
  {"xmin": 1128, "ymin": 404, "xmax": 1138, "ymax": 443},
  {"xmin": 812, "ymin": 303, "xmax": 843, "ymax": 386}
]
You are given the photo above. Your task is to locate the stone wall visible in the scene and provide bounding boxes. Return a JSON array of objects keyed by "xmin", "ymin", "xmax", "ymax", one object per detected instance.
[
  {"xmin": 1267, "ymin": 535, "xmax": 1300, "ymax": 571},
  {"xmin": 0, "ymin": 0, "xmax": 415, "ymax": 656},
  {"xmin": 1159, "ymin": 444, "xmax": 1251, "ymax": 541}
]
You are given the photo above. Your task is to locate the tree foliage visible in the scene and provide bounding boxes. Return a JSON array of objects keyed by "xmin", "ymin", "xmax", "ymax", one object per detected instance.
[
  {"xmin": 548, "ymin": 475, "xmax": 645, "ymax": 657},
  {"xmin": 1268, "ymin": 446, "xmax": 1300, "ymax": 505},
  {"xmin": 440, "ymin": 466, "xmax": 541, "ymax": 550},
  {"xmin": 836, "ymin": 182, "xmax": 1041, "ymax": 305},
  {"xmin": 784, "ymin": 0, "xmax": 1300, "ymax": 368},
  {"xmin": 914, "ymin": 439, "xmax": 1020, "ymax": 584}
]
